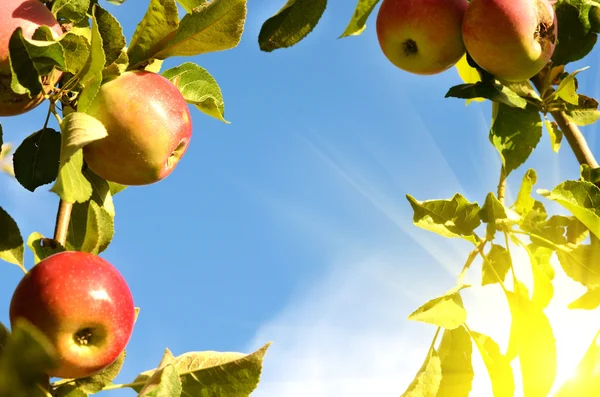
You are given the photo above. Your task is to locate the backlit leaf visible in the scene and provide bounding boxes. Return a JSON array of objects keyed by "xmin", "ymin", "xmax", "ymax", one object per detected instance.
[
  {"xmin": 401, "ymin": 348, "xmax": 442, "ymax": 397},
  {"xmin": 468, "ymin": 330, "xmax": 515, "ymax": 397},
  {"xmin": 436, "ymin": 327, "xmax": 473, "ymax": 397},
  {"xmin": 339, "ymin": 0, "xmax": 379, "ymax": 38},
  {"xmin": 408, "ymin": 286, "xmax": 469, "ymax": 330}
]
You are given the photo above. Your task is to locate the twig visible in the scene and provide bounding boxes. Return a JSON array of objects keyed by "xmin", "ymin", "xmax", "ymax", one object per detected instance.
[
  {"xmin": 53, "ymin": 200, "xmax": 72, "ymax": 246},
  {"xmin": 497, "ymin": 165, "xmax": 507, "ymax": 204},
  {"xmin": 531, "ymin": 74, "xmax": 599, "ymax": 169}
]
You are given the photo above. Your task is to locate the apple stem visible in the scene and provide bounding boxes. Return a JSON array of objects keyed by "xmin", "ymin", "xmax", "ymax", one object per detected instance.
[
  {"xmin": 53, "ymin": 200, "xmax": 73, "ymax": 247},
  {"xmin": 531, "ymin": 74, "xmax": 600, "ymax": 170}
]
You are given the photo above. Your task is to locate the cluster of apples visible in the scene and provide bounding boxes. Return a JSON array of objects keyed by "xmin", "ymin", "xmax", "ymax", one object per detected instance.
[
  {"xmin": 1, "ymin": 0, "xmax": 192, "ymax": 380},
  {"xmin": 376, "ymin": 0, "xmax": 558, "ymax": 82}
]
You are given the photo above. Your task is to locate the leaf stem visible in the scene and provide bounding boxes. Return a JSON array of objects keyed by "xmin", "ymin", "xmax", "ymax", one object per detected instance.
[
  {"xmin": 457, "ymin": 237, "xmax": 488, "ymax": 284},
  {"xmin": 497, "ymin": 165, "xmax": 507, "ymax": 205},
  {"xmin": 53, "ymin": 200, "xmax": 72, "ymax": 247},
  {"xmin": 100, "ymin": 380, "xmax": 146, "ymax": 391},
  {"xmin": 531, "ymin": 74, "xmax": 599, "ymax": 169}
]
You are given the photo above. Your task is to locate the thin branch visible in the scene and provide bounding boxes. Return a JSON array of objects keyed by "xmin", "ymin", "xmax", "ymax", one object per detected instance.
[
  {"xmin": 53, "ymin": 200, "xmax": 72, "ymax": 247},
  {"xmin": 531, "ymin": 74, "xmax": 599, "ymax": 169},
  {"xmin": 497, "ymin": 165, "xmax": 507, "ymax": 204}
]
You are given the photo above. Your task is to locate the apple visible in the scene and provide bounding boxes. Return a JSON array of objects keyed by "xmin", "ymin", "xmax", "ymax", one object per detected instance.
[
  {"xmin": 9, "ymin": 251, "xmax": 135, "ymax": 379},
  {"xmin": 376, "ymin": 0, "xmax": 468, "ymax": 75},
  {"xmin": 83, "ymin": 71, "xmax": 193, "ymax": 186},
  {"xmin": 0, "ymin": 0, "xmax": 63, "ymax": 117},
  {"xmin": 462, "ymin": 0, "xmax": 557, "ymax": 82}
]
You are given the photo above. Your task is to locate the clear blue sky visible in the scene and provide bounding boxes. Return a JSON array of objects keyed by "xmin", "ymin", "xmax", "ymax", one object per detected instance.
[{"xmin": 2, "ymin": 0, "xmax": 600, "ymax": 395}]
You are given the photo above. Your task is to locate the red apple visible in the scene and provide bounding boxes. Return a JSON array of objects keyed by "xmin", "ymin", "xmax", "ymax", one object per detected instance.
[
  {"xmin": 0, "ymin": 0, "xmax": 63, "ymax": 117},
  {"xmin": 83, "ymin": 71, "xmax": 192, "ymax": 186},
  {"xmin": 376, "ymin": 0, "xmax": 468, "ymax": 75},
  {"xmin": 462, "ymin": 0, "xmax": 557, "ymax": 82},
  {"xmin": 9, "ymin": 251, "xmax": 135, "ymax": 379}
]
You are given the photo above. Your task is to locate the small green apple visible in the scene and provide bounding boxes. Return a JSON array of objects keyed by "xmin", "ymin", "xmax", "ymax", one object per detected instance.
[
  {"xmin": 0, "ymin": 0, "xmax": 63, "ymax": 117},
  {"xmin": 9, "ymin": 251, "xmax": 135, "ymax": 379},
  {"xmin": 462, "ymin": 0, "xmax": 557, "ymax": 82},
  {"xmin": 376, "ymin": 0, "xmax": 468, "ymax": 75},
  {"xmin": 83, "ymin": 71, "xmax": 193, "ymax": 186}
]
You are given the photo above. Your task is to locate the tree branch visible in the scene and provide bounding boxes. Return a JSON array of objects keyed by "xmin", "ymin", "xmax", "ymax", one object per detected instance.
[
  {"xmin": 53, "ymin": 200, "xmax": 72, "ymax": 246},
  {"xmin": 531, "ymin": 74, "xmax": 599, "ymax": 168}
]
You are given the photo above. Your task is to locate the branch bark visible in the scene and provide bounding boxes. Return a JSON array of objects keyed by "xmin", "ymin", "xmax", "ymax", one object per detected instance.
[{"xmin": 53, "ymin": 200, "xmax": 72, "ymax": 246}]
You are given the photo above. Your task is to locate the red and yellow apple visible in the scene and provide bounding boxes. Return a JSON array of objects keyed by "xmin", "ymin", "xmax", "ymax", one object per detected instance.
[
  {"xmin": 9, "ymin": 251, "xmax": 135, "ymax": 379},
  {"xmin": 376, "ymin": 0, "xmax": 468, "ymax": 75},
  {"xmin": 462, "ymin": 0, "xmax": 557, "ymax": 82},
  {"xmin": 83, "ymin": 71, "xmax": 192, "ymax": 186},
  {"xmin": 0, "ymin": 0, "xmax": 63, "ymax": 117}
]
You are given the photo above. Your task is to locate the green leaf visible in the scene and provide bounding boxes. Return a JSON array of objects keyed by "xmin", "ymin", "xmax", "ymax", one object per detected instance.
[
  {"xmin": 133, "ymin": 343, "xmax": 271, "ymax": 397},
  {"xmin": 54, "ymin": 385, "xmax": 88, "ymax": 397},
  {"xmin": 67, "ymin": 200, "xmax": 114, "ymax": 254},
  {"xmin": 489, "ymin": 103, "xmax": 542, "ymax": 177},
  {"xmin": 94, "ymin": 5, "xmax": 126, "ymax": 66},
  {"xmin": 468, "ymin": 330, "xmax": 515, "ymax": 397},
  {"xmin": 138, "ymin": 364, "xmax": 182, "ymax": 397},
  {"xmin": 445, "ymin": 82, "xmax": 528, "ymax": 109},
  {"xmin": 51, "ymin": 112, "xmax": 108, "ymax": 203},
  {"xmin": 581, "ymin": 164, "xmax": 600, "ymax": 184},
  {"xmin": 564, "ymin": 94, "xmax": 600, "ymax": 126},
  {"xmin": 127, "ymin": 0, "xmax": 180, "ymax": 68},
  {"xmin": 162, "ymin": 62, "xmax": 228, "ymax": 123},
  {"xmin": 12, "ymin": 128, "xmax": 61, "ymax": 192},
  {"xmin": 482, "ymin": 244, "xmax": 512, "ymax": 286},
  {"xmin": 554, "ymin": 67, "xmax": 588, "ymax": 105},
  {"xmin": 177, "ymin": 0, "xmax": 206, "ymax": 13},
  {"xmin": 339, "ymin": 0, "xmax": 379, "ymax": 38},
  {"xmin": 540, "ymin": 180, "xmax": 600, "ymax": 239},
  {"xmin": 544, "ymin": 118, "xmax": 562, "ymax": 153},
  {"xmin": 0, "ymin": 319, "xmax": 58, "ymax": 397},
  {"xmin": 8, "ymin": 27, "xmax": 65, "ymax": 97},
  {"xmin": 0, "ymin": 207, "xmax": 25, "ymax": 270},
  {"xmin": 520, "ymin": 241, "xmax": 554, "ymax": 309},
  {"xmin": 84, "ymin": 168, "xmax": 116, "ymax": 217},
  {"xmin": 102, "ymin": 48, "xmax": 129, "ymax": 80},
  {"xmin": 406, "ymin": 193, "xmax": 481, "ymax": 243},
  {"xmin": 107, "ymin": 181, "xmax": 127, "ymax": 195},
  {"xmin": 60, "ymin": 33, "xmax": 92, "ymax": 74},
  {"xmin": 568, "ymin": 285, "xmax": 600, "ymax": 309},
  {"xmin": 52, "ymin": 0, "xmax": 91, "ymax": 23},
  {"xmin": 552, "ymin": 1, "xmax": 598, "ymax": 66},
  {"xmin": 436, "ymin": 327, "xmax": 473, "ymax": 397},
  {"xmin": 153, "ymin": 0, "xmax": 247, "ymax": 60},
  {"xmin": 480, "ymin": 192, "xmax": 519, "ymax": 239},
  {"xmin": 75, "ymin": 350, "xmax": 126, "ymax": 393},
  {"xmin": 408, "ymin": 286, "xmax": 469, "ymax": 330},
  {"xmin": 0, "ymin": 322, "xmax": 8, "ymax": 357},
  {"xmin": 505, "ymin": 283, "xmax": 557, "ymax": 397},
  {"xmin": 400, "ymin": 348, "xmax": 442, "ymax": 397},
  {"xmin": 513, "ymin": 169, "xmax": 537, "ymax": 216},
  {"xmin": 258, "ymin": 0, "xmax": 326, "ymax": 52},
  {"xmin": 77, "ymin": 72, "xmax": 103, "ymax": 113},
  {"xmin": 553, "ymin": 331, "xmax": 600, "ymax": 396},
  {"xmin": 27, "ymin": 232, "xmax": 65, "ymax": 265},
  {"xmin": 556, "ymin": 242, "xmax": 600, "ymax": 286},
  {"xmin": 79, "ymin": 5, "xmax": 107, "ymax": 88}
]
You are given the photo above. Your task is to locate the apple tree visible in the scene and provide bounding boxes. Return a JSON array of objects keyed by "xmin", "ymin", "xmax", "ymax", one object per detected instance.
[{"xmin": 254, "ymin": 0, "xmax": 600, "ymax": 395}]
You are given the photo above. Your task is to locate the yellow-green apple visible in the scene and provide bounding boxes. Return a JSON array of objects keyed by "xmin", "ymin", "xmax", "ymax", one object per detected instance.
[
  {"xmin": 376, "ymin": 0, "xmax": 468, "ymax": 75},
  {"xmin": 9, "ymin": 251, "xmax": 135, "ymax": 379},
  {"xmin": 462, "ymin": 0, "xmax": 557, "ymax": 82},
  {"xmin": 0, "ymin": 0, "xmax": 63, "ymax": 117},
  {"xmin": 83, "ymin": 71, "xmax": 192, "ymax": 186}
]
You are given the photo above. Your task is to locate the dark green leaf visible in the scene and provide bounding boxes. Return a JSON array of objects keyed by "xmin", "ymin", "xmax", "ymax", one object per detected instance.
[
  {"xmin": 67, "ymin": 200, "xmax": 114, "ymax": 254},
  {"xmin": 59, "ymin": 33, "xmax": 92, "ymax": 74},
  {"xmin": 489, "ymin": 103, "xmax": 542, "ymax": 177},
  {"xmin": 0, "ymin": 207, "xmax": 25, "ymax": 270},
  {"xmin": 482, "ymin": 244, "xmax": 512, "ymax": 286},
  {"xmin": 480, "ymin": 192, "xmax": 519, "ymax": 239},
  {"xmin": 0, "ymin": 319, "xmax": 57, "ymax": 397},
  {"xmin": 339, "ymin": 0, "xmax": 379, "ymax": 38},
  {"xmin": 52, "ymin": 0, "xmax": 91, "ymax": 23},
  {"xmin": 12, "ymin": 128, "xmax": 61, "ymax": 192},
  {"xmin": 400, "ymin": 348, "xmax": 442, "ymax": 397},
  {"xmin": 436, "ymin": 327, "xmax": 473, "ymax": 397},
  {"xmin": 258, "ymin": 0, "xmax": 326, "ymax": 52},
  {"xmin": 552, "ymin": 1, "xmax": 598, "ymax": 66},
  {"xmin": 0, "ymin": 322, "xmax": 8, "ymax": 357},
  {"xmin": 445, "ymin": 82, "xmax": 528, "ymax": 109},
  {"xmin": 162, "ymin": 62, "xmax": 228, "ymax": 122},
  {"xmin": 581, "ymin": 164, "xmax": 600, "ymax": 184},
  {"xmin": 127, "ymin": 0, "xmax": 179, "ymax": 68},
  {"xmin": 95, "ymin": 5, "xmax": 126, "ymax": 66},
  {"xmin": 153, "ymin": 0, "xmax": 247, "ymax": 60},
  {"xmin": 79, "ymin": 5, "xmax": 107, "ymax": 89},
  {"xmin": 406, "ymin": 193, "xmax": 481, "ymax": 243},
  {"xmin": 408, "ymin": 286, "xmax": 469, "ymax": 330}
]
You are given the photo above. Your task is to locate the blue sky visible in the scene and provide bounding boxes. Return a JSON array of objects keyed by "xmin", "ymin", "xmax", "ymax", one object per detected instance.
[{"xmin": 2, "ymin": 0, "xmax": 600, "ymax": 395}]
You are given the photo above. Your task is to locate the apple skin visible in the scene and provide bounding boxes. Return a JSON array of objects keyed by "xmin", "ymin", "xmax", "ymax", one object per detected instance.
[
  {"xmin": 376, "ymin": 0, "xmax": 468, "ymax": 75},
  {"xmin": 462, "ymin": 0, "xmax": 557, "ymax": 82},
  {"xmin": 83, "ymin": 71, "xmax": 192, "ymax": 186},
  {"xmin": 9, "ymin": 251, "xmax": 135, "ymax": 379},
  {"xmin": 0, "ymin": 0, "xmax": 63, "ymax": 117}
]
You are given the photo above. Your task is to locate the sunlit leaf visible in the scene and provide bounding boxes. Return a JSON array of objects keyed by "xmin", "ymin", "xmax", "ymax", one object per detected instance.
[
  {"xmin": 568, "ymin": 285, "xmax": 600, "ymax": 310},
  {"xmin": 400, "ymin": 348, "xmax": 442, "ymax": 397},
  {"xmin": 436, "ymin": 327, "xmax": 473, "ymax": 397},
  {"xmin": 482, "ymin": 244, "xmax": 512, "ymax": 286},
  {"xmin": 553, "ymin": 331, "xmax": 600, "ymax": 396},
  {"xmin": 26, "ymin": 232, "xmax": 65, "ymax": 265},
  {"xmin": 408, "ymin": 286, "xmax": 469, "ymax": 330},
  {"xmin": 339, "ymin": 0, "xmax": 379, "ymax": 38},
  {"xmin": 468, "ymin": 330, "xmax": 515, "ymax": 397}
]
